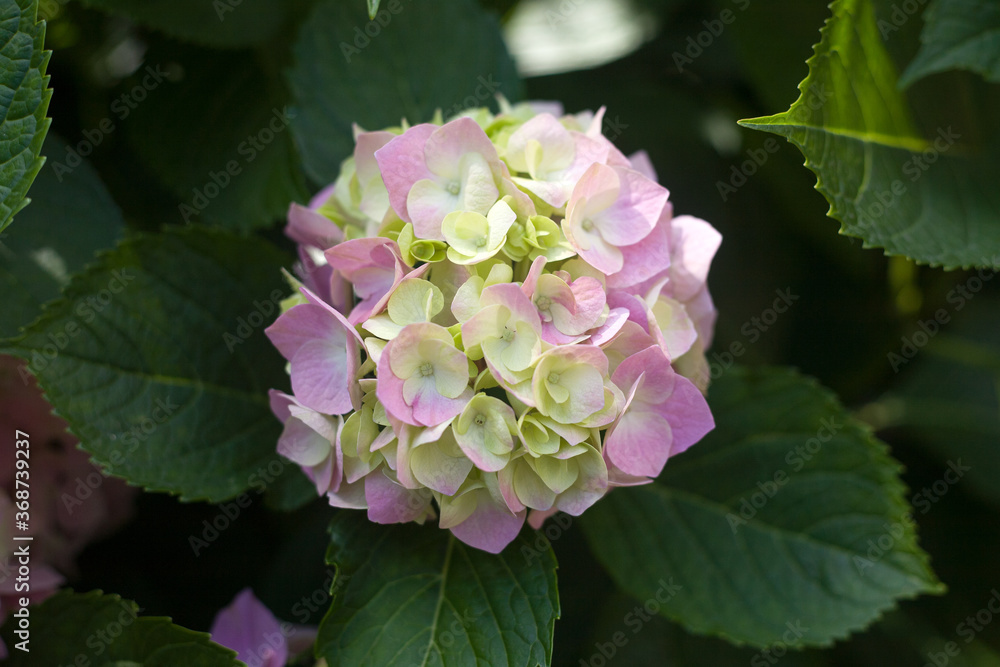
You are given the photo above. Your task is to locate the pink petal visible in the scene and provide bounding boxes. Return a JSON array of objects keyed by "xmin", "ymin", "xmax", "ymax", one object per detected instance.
[
  {"xmin": 611, "ymin": 345, "xmax": 677, "ymax": 400},
  {"xmin": 355, "ymin": 131, "xmax": 395, "ymax": 202},
  {"xmin": 309, "ymin": 181, "xmax": 340, "ymax": 209},
  {"xmin": 268, "ymin": 389, "xmax": 294, "ymax": 422},
  {"xmin": 606, "ymin": 462, "xmax": 655, "ymax": 487},
  {"xmin": 526, "ymin": 506, "xmax": 558, "ymax": 530},
  {"xmin": 550, "ymin": 276, "xmax": 606, "ymax": 335},
  {"xmin": 424, "ymin": 117, "xmax": 502, "ymax": 178},
  {"xmin": 376, "ymin": 331, "xmax": 471, "ymax": 427},
  {"xmin": 266, "ymin": 300, "xmax": 359, "ymax": 415},
  {"xmin": 375, "ymin": 123, "xmax": 438, "ymax": 222},
  {"xmin": 327, "ymin": 478, "xmax": 368, "ymax": 509},
  {"xmin": 606, "ymin": 291, "xmax": 650, "ymax": 331},
  {"xmin": 449, "ymin": 496, "xmax": 525, "ymax": 554},
  {"xmin": 627, "ymin": 150, "xmax": 657, "ymax": 181},
  {"xmin": 277, "ymin": 417, "xmax": 333, "ymax": 469},
  {"xmin": 520, "ymin": 255, "xmax": 548, "ymax": 298},
  {"xmin": 604, "ymin": 322, "xmax": 651, "ymax": 386},
  {"xmin": 290, "ymin": 338, "xmax": 356, "ymax": 415},
  {"xmin": 686, "ymin": 285, "xmax": 718, "ymax": 349},
  {"xmin": 669, "ymin": 215, "xmax": 722, "ymax": 303},
  {"xmin": 210, "ymin": 589, "xmax": 288, "ymax": 667},
  {"xmin": 406, "ymin": 179, "xmax": 458, "ymax": 240},
  {"xmin": 324, "ymin": 237, "xmax": 403, "ymax": 301},
  {"xmin": 659, "ymin": 373, "xmax": 714, "ymax": 457},
  {"xmin": 588, "ymin": 307, "xmax": 629, "ymax": 346},
  {"xmin": 286, "ymin": 202, "xmax": 343, "ymax": 250},
  {"xmin": 596, "ymin": 167, "xmax": 668, "ymax": 246},
  {"xmin": 365, "ymin": 470, "xmax": 432, "ymax": 524},
  {"xmin": 607, "ymin": 202, "xmax": 673, "ymax": 289},
  {"xmin": 605, "ymin": 408, "xmax": 674, "ymax": 478},
  {"xmin": 606, "ymin": 346, "xmax": 714, "ymax": 475}
]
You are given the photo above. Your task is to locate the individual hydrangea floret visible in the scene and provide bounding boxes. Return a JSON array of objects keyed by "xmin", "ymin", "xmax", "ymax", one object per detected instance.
[{"xmin": 266, "ymin": 100, "xmax": 721, "ymax": 554}]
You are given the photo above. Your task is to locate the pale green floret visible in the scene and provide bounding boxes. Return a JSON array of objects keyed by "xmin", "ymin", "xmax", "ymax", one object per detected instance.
[
  {"xmin": 533, "ymin": 351, "xmax": 606, "ymax": 424},
  {"xmin": 390, "ymin": 328, "xmax": 471, "ymax": 405},
  {"xmin": 453, "ymin": 394, "xmax": 519, "ymax": 471},
  {"xmin": 313, "ymin": 156, "xmax": 387, "ymax": 239},
  {"xmin": 502, "ymin": 220, "xmax": 531, "ymax": 261},
  {"xmin": 578, "ymin": 380, "xmax": 625, "ymax": 429},
  {"xmin": 528, "ymin": 216, "xmax": 566, "ymax": 248},
  {"xmin": 363, "ymin": 337, "xmax": 388, "ymax": 366},
  {"xmin": 376, "ymin": 216, "xmax": 407, "ymax": 245},
  {"xmin": 533, "ymin": 447, "xmax": 585, "ymax": 493},
  {"xmin": 279, "ymin": 292, "xmax": 307, "ymax": 316},
  {"xmin": 519, "ymin": 412, "xmax": 561, "ymax": 456},
  {"xmin": 503, "ymin": 215, "xmax": 575, "ymax": 263},
  {"xmin": 397, "ymin": 223, "xmax": 448, "ymax": 265},
  {"xmin": 436, "ymin": 472, "xmax": 497, "ymax": 529},
  {"xmin": 481, "ymin": 319, "xmax": 539, "ymax": 373},
  {"xmin": 473, "ymin": 367, "xmax": 500, "ymax": 392},
  {"xmin": 559, "ymin": 257, "xmax": 607, "ymax": 285},
  {"xmin": 518, "ymin": 410, "xmax": 590, "ymax": 457},
  {"xmin": 504, "ymin": 439, "xmax": 602, "ymax": 511},
  {"xmin": 363, "ymin": 279, "xmax": 444, "ymax": 340},
  {"xmin": 451, "ymin": 261, "xmax": 515, "ymax": 323},
  {"xmin": 340, "ymin": 404, "xmax": 383, "ymax": 477},
  {"xmin": 360, "ymin": 378, "xmax": 390, "ymax": 426},
  {"xmin": 443, "ymin": 199, "xmax": 517, "ymax": 265}
]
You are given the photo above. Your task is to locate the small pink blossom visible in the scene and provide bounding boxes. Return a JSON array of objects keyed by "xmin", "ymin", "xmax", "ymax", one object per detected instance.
[
  {"xmin": 605, "ymin": 346, "xmax": 714, "ymax": 478},
  {"xmin": 377, "ymin": 118, "xmax": 506, "ymax": 240},
  {"xmin": 563, "ymin": 163, "xmax": 669, "ymax": 276}
]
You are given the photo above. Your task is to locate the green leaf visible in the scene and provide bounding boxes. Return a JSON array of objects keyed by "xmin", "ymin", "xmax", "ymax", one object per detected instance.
[
  {"xmin": 0, "ymin": 0, "xmax": 51, "ymax": 234},
  {"xmin": 739, "ymin": 0, "xmax": 1000, "ymax": 270},
  {"xmin": 0, "ymin": 590, "xmax": 240, "ymax": 665},
  {"xmin": 316, "ymin": 512, "xmax": 560, "ymax": 666},
  {"xmin": 580, "ymin": 366, "xmax": 943, "ymax": 649},
  {"xmin": 6, "ymin": 226, "xmax": 292, "ymax": 501},
  {"xmin": 127, "ymin": 47, "xmax": 309, "ymax": 231},
  {"xmin": 76, "ymin": 0, "xmax": 290, "ymax": 49},
  {"xmin": 287, "ymin": 0, "xmax": 522, "ymax": 184},
  {"xmin": 899, "ymin": 0, "xmax": 1000, "ymax": 87},
  {"xmin": 0, "ymin": 134, "xmax": 125, "ymax": 339},
  {"xmin": 367, "ymin": 0, "xmax": 380, "ymax": 20}
]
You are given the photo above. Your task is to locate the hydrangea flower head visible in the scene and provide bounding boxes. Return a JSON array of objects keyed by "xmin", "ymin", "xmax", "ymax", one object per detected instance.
[{"xmin": 267, "ymin": 101, "xmax": 720, "ymax": 553}]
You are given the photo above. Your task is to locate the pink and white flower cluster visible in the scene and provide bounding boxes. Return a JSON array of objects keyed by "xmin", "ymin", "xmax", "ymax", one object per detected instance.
[{"xmin": 266, "ymin": 101, "xmax": 721, "ymax": 553}]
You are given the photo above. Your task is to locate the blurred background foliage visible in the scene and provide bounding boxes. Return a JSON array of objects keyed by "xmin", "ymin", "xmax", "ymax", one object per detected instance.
[{"xmin": 19, "ymin": 0, "xmax": 1000, "ymax": 664}]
